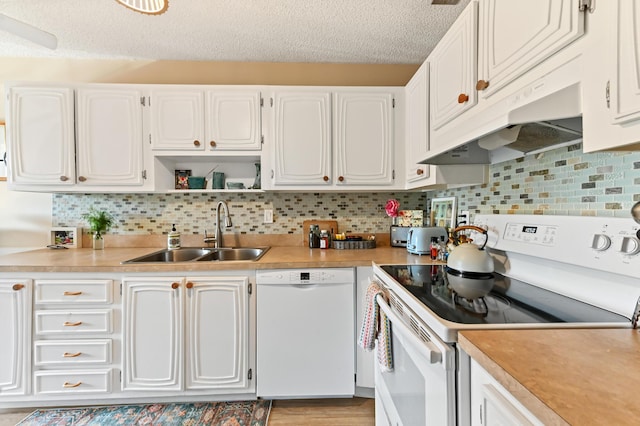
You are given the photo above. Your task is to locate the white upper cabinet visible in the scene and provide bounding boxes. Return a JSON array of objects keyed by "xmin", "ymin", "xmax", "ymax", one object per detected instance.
[
  {"xmin": 609, "ymin": 1, "xmax": 640, "ymax": 126},
  {"xmin": 150, "ymin": 90, "xmax": 204, "ymax": 151},
  {"xmin": 405, "ymin": 61, "xmax": 431, "ymax": 186},
  {"xmin": 334, "ymin": 91, "xmax": 395, "ymax": 186},
  {"xmin": 267, "ymin": 88, "xmax": 399, "ymax": 189},
  {"xmin": 150, "ymin": 88, "xmax": 261, "ymax": 152},
  {"xmin": 205, "ymin": 91, "xmax": 262, "ymax": 150},
  {"xmin": 429, "ymin": 1, "xmax": 478, "ymax": 131},
  {"xmin": 76, "ymin": 88, "xmax": 145, "ymax": 186},
  {"xmin": 7, "ymin": 87, "xmax": 75, "ymax": 186},
  {"xmin": 477, "ymin": 0, "xmax": 585, "ymax": 99},
  {"xmin": 582, "ymin": 0, "xmax": 640, "ymax": 151},
  {"xmin": 7, "ymin": 85, "xmax": 147, "ymax": 191},
  {"xmin": 270, "ymin": 91, "xmax": 332, "ymax": 186}
]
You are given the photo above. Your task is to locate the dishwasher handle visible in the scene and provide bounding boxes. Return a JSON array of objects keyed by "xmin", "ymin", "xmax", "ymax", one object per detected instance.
[{"xmin": 376, "ymin": 294, "xmax": 444, "ymax": 366}]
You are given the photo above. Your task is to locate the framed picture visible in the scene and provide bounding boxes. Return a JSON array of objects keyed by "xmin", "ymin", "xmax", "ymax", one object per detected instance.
[
  {"xmin": 174, "ymin": 169, "xmax": 191, "ymax": 189},
  {"xmin": 430, "ymin": 197, "xmax": 457, "ymax": 229},
  {"xmin": 50, "ymin": 227, "xmax": 82, "ymax": 248}
]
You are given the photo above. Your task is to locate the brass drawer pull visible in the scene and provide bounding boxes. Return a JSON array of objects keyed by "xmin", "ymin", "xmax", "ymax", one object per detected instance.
[
  {"xmin": 63, "ymin": 381, "xmax": 82, "ymax": 388},
  {"xmin": 63, "ymin": 321, "xmax": 83, "ymax": 327},
  {"xmin": 63, "ymin": 352, "xmax": 82, "ymax": 358},
  {"xmin": 63, "ymin": 291, "xmax": 83, "ymax": 296}
]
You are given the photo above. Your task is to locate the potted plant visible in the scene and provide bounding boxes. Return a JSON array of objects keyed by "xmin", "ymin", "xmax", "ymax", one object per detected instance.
[{"xmin": 82, "ymin": 207, "xmax": 115, "ymax": 250}]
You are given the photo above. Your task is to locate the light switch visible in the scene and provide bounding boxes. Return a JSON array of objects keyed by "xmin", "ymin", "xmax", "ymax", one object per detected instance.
[{"xmin": 264, "ymin": 209, "xmax": 273, "ymax": 224}]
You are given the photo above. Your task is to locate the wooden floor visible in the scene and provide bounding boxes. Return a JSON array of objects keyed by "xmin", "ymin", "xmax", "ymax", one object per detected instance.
[
  {"xmin": 0, "ymin": 398, "xmax": 375, "ymax": 425},
  {"xmin": 268, "ymin": 398, "xmax": 375, "ymax": 425}
]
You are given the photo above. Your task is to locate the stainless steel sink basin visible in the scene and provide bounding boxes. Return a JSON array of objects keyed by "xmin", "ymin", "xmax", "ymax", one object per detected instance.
[
  {"xmin": 121, "ymin": 247, "xmax": 269, "ymax": 263},
  {"xmin": 196, "ymin": 247, "xmax": 269, "ymax": 262}
]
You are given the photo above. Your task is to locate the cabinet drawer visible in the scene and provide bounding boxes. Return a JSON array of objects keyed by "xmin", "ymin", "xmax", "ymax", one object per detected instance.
[
  {"xmin": 34, "ymin": 369, "xmax": 112, "ymax": 395},
  {"xmin": 35, "ymin": 279, "xmax": 113, "ymax": 304},
  {"xmin": 35, "ymin": 310, "xmax": 112, "ymax": 335},
  {"xmin": 34, "ymin": 339, "xmax": 112, "ymax": 366}
]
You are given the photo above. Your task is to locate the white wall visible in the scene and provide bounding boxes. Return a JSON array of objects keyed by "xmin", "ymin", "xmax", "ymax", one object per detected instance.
[{"xmin": 0, "ymin": 182, "xmax": 52, "ymax": 253}]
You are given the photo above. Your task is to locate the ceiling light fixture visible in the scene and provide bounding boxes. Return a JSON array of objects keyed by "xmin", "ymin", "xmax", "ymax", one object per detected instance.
[{"xmin": 115, "ymin": 0, "xmax": 169, "ymax": 15}]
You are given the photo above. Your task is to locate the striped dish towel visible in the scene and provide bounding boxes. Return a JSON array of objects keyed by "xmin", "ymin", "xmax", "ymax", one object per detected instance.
[{"xmin": 357, "ymin": 280, "xmax": 393, "ymax": 372}]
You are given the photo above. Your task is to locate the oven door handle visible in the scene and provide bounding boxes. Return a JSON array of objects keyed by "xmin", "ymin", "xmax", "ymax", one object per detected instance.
[{"xmin": 376, "ymin": 294, "xmax": 443, "ymax": 365}]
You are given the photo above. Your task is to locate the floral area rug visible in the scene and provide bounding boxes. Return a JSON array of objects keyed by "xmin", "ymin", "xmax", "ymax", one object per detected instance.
[{"xmin": 17, "ymin": 400, "xmax": 271, "ymax": 425}]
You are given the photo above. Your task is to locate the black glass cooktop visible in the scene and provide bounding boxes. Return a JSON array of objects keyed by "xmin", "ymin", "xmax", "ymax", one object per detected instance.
[{"xmin": 380, "ymin": 265, "xmax": 630, "ymax": 325}]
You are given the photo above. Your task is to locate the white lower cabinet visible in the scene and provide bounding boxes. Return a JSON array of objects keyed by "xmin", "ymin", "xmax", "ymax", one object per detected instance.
[
  {"xmin": 122, "ymin": 276, "xmax": 252, "ymax": 394},
  {"xmin": 470, "ymin": 359, "xmax": 542, "ymax": 426},
  {"xmin": 32, "ymin": 279, "xmax": 115, "ymax": 398},
  {"xmin": 0, "ymin": 279, "xmax": 31, "ymax": 396}
]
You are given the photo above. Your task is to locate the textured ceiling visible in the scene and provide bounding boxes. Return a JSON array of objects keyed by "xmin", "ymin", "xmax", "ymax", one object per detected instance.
[{"xmin": 0, "ymin": 0, "xmax": 470, "ymax": 64}]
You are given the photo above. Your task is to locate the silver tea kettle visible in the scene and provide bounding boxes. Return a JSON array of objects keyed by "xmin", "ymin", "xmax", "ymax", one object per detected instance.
[{"xmin": 445, "ymin": 225, "xmax": 495, "ymax": 299}]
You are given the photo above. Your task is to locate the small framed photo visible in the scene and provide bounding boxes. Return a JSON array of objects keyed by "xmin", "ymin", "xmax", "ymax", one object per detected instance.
[
  {"xmin": 175, "ymin": 169, "xmax": 192, "ymax": 189},
  {"xmin": 430, "ymin": 197, "xmax": 457, "ymax": 229},
  {"xmin": 50, "ymin": 227, "xmax": 82, "ymax": 248}
]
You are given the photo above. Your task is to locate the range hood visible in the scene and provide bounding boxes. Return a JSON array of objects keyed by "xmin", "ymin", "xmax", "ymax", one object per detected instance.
[{"xmin": 424, "ymin": 76, "xmax": 584, "ymax": 165}]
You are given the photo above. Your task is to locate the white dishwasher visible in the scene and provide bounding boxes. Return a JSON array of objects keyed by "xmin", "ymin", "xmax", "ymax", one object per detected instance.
[{"xmin": 256, "ymin": 268, "xmax": 355, "ymax": 398}]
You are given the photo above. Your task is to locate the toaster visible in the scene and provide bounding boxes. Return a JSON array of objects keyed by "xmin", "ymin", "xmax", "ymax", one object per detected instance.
[
  {"xmin": 406, "ymin": 226, "xmax": 449, "ymax": 255},
  {"xmin": 390, "ymin": 225, "xmax": 411, "ymax": 247}
]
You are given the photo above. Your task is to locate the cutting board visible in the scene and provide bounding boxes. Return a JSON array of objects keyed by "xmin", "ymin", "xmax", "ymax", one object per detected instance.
[{"xmin": 303, "ymin": 220, "xmax": 338, "ymax": 246}]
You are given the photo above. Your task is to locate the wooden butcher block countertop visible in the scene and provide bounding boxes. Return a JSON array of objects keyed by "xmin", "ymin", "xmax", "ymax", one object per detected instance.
[
  {"xmin": 459, "ymin": 329, "xmax": 640, "ymax": 426},
  {"xmin": 0, "ymin": 246, "xmax": 438, "ymax": 273}
]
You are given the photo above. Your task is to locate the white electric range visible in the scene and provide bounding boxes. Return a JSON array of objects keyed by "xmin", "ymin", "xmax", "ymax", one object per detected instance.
[{"xmin": 372, "ymin": 214, "xmax": 640, "ymax": 426}]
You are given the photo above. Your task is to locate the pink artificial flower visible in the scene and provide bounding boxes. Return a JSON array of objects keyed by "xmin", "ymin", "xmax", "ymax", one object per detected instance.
[{"xmin": 385, "ymin": 199, "xmax": 400, "ymax": 217}]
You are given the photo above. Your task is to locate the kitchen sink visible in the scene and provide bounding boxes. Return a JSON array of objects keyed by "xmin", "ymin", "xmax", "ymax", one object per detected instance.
[
  {"xmin": 196, "ymin": 247, "xmax": 269, "ymax": 262},
  {"xmin": 121, "ymin": 247, "xmax": 269, "ymax": 263}
]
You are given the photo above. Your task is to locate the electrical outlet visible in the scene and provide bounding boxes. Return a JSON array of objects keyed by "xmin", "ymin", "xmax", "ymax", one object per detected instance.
[
  {"xmin": 458, "ymin": 210, "xmax": 470, "ymax": 226},
  {"xmin": 263, "ymin": 209, "xmax": 273, "ymax": 224}
]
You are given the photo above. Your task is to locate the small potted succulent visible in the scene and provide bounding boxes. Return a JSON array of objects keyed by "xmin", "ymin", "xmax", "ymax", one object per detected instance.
[{"xmin": 82, "ymin": 207, "xmax": 115, "ymax": 250}]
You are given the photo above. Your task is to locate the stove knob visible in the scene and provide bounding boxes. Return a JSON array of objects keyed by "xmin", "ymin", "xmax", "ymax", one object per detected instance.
[
  {"xmin": 619, "ymin": 236, "xmax": 640, "ymax": 255},
  {"xmin": 591, "ymin": 234, "xmax": 612, "ymax": 251}
]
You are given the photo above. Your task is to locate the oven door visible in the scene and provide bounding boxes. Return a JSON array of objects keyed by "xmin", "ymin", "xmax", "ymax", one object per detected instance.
[{"xmin": 375, "ymin": 294, "xmax": 456, "ymax": 426}]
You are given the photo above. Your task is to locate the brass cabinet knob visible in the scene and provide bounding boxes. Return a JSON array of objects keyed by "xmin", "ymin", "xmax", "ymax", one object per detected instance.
[
  {"xmin": 186, "ymin": 282, "xmax": 194, "ymax": 289},
  {"xmin": 194, "ymin": 140, "xmax": 201, "ymax": 147},
  {"xmin": 171, "ymin": 282, "xmax": 180, "ymax": 289},
  {"xmin": 12, "ymin": 283, "xmax": 24, "ymax": 291},
  {"xmin": 323, "ymin": 176, "xmax": 329, "ymax": 182},
  {"xmin": 417, "ymin": 168, "xmax": 424, "ymax": 175},
  {"xmin": 78, "ymin": 176, "xmax": 87, "ymax": 182},
  {"xmin": 210, "ymin": 141, "xmax": 216, "ymax": 148},
  {"xmin": 60, "ymin": 176, "xmax": 69, "ymax": 182},
  {"xmin": 338, "ymin": 176, "xmax": 345, "ymax": 182},
  {"xmin": 476, "ymin": 79, "xmax": 490, "ymax": 91},
  {"xmin": 458, "ymin": 93, "xmax": 469, "ymax": 104}
]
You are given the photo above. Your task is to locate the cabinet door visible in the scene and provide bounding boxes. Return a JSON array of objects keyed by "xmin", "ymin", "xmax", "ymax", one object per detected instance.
[
  {"xmin": 185, "ymin": 277, "xmax": 249, "ymax": 390},
  {"xmin": 478, "ymin": 0, "xmax": 585, "ymax": 99},
  {"xmin": 205, "ymin": 90, "xmax": 262, "ymax": 150},
  {"xmin": 610, "ymin": 1, "xmax": 640, "ymax": 124},
  {"xmin": 405, "ymin": 62, "xmax": 432, "ymax": 186},
  {"xmin": 76, "ymin": 88, "xmax": 144, "ymax": 186},
  {"xmin": 429, "ymin": 1, "xmax": 478, "ymax": 131},
  {"xmin": 271, "ymin": 92, "xmax": 332, "ymax": 185},
  {"xmin": 7, "ymin": 87, "xmax": 75, "ymax": 185},
  {"xmin": 334, "ymin": 92, "xmax": 394, "ymax": 186},
  {"xmin": 122, "ymin": 278, "xmax": 183, "ymax": 391},
  {"xmin": 150, "ymin": 90, "xmax": 204, "ymax": 150},
  {"xmin": 0, "ymin": 279, "xmax": 31, "ymax": 395}
]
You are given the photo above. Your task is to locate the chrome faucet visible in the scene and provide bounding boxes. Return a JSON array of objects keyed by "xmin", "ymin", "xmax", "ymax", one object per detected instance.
[{"xmin": 205, "ymin": 201, "xmax": 232, "ymax": 248}]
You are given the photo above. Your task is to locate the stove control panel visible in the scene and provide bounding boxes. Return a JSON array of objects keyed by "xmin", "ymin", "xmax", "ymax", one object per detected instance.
[
  {"xmin": 475, "ymin": 214, "xmax": 640, "ymax": 279},
  {"xmin": 503, "ymin": 223, "xmax": 558, "ymax": 246}
]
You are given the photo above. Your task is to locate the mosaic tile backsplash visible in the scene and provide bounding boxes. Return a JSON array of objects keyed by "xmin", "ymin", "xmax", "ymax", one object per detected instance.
[{"xmin": 53, "ymin": 143, "xmax": 640, "ymax": 235}]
